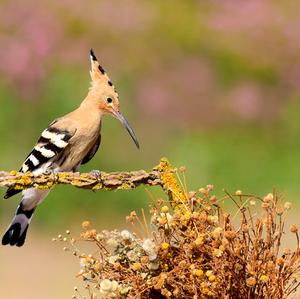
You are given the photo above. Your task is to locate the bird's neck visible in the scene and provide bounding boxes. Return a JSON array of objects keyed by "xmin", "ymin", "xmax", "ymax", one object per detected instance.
[{"xmin": 77, "ymin": 95, "xmax": 104, "ymax": 121}]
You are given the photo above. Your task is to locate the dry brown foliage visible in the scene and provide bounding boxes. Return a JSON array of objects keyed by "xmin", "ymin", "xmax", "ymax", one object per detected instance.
[{"xmin": 54, "ymin": 160, "xmax": 299, "ymax": 299}]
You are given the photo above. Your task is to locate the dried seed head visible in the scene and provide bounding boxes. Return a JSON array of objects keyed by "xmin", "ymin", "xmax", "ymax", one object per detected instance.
[
  {"xmin": 188, "ymin": 191, "xmax": 196, "ymax": 198},
  {"xmin": 290, "ymin": 224, "xmax": 298, "ymax": 233},
  {"xmin": 203, "ymin": 205, "xmax": 212, "ymax": 212},
  {"xmin": 201, "ymin": 287, "xmax": 209, "ymax": 295},
  {"xmin": 260, "ymin": 275, "xmax": 269, "ymax": 283},
  {"xmin": 194, "ymin": 269, "xmax": 203, "ymax": 277},
  {"xmin": 211, "ymin": 227, "xmax": 223, "ymax": 239},
  {"xmin": 221, "ymin": 238, "xmax": 229, "ymax": 247},
  {"xmin": 140, "ymin": 256, "xmax": 149, "ymax": 265},
  {"xmin": 177, "ymin": 261, "xmax": 186, "ymax": 269},
  {"xmin": 120, "ymin": 287, "xmax": 131, "ymax": 295},
  {"xmin": 234, "ymin": 263, "xmax": 243, "ymax": 272},
  {"xmin": 194, "ymin": 233, "xmax": 205, "ymax": 246},
  {"xmin": 142, "ymin": 239, "xmax": 157, "ymax": 261},
  {"xmin": 284, "ymin": 202, "xmax": 292, "ymax": 210},
  {"xmin": 86, "ymin": 229, "xmax": 97, "ymax": 238},
  {"xmin": 82, "ymin": 221, "xmax": 90, "ymax": 230},
  {"xmin": 277, "ymin": 257, "xmax": 285, "ymax": 266},
  {"xmin": 210, "ymin": 195, "xmax": 217, "ymax": 204},
  {"xmin": 206, "ymin": 184, "xmax": 214, "ymax": 191},
  {"xmin": 161, "ymin": 243, "xmax": 170, "ymax": 250},
  {"xmin": 191, "ymin": 211, "xmax": 199, "ymax": 219},
  {"xmin": 213, "ymin": 248, "xmax": 223, "ymax": 257},
  {"xmin": 246, "ymin": 277, "xmax": 256, "ymax": 287},
  {"xmin": 120, "ymin": 230, "xmax": 133, "ymax": 240},
  {"xmin": 249, "ymin": 199, "xmax": 256, "ymax": 206},
  {"xmin": 148, "ymin": 261, "xmax": 159, "ymax": 270},
  {"xmin": 267, "ymin": 261, "xmax": 274, "ymax": 270},
  {"xmin": 158, "ymin": 216, "xmax": 167, "ymax": 225},
  {"xmin": 132, "ymin": 262, "xmax": 142, "ymax": 271},
  {"xmin": 180, "ymin": 166, "xmax": 186, "ymax": 173},
  {"xmin": 111, "ymin": 280, "xmax": 119, "ymax": 292},
  {"xmin": 106, "ymin": 238, "xmax": 118, "ymax": 249},
  {"xmin": 263, "ymin": 193, "xmax": 273, "ymax": 202},
  {"xmin": 224, "ymin": 231, "xmax": 236, "ymax": 240},
  {"xmin": 183, "ymin": 212, "xmax": 191, "ymax": 220},
  {"xmin": 199, "ymin": 212, "xmax": 207, "ymax": 222},
  {"xmin": 199, "ymin": 188, "xmax": 206, "ymax": 194},
  {"xmin": 100, "ymin": 279, "xmax": 112, "ymax": 292},
  {"xmin": 208, "ymin": 215, "xmax": 218, "ymax": 224},
  {"xmin": 161, "ymin": 206, "xmax": 169, "ymax": 213},
  {"xmin": 242, "ymin": 224, "xmax": 249, "ymax": 232},
  {"xmin": 205, "ymin": 270, "xmax": 213, "ymax": 277}
]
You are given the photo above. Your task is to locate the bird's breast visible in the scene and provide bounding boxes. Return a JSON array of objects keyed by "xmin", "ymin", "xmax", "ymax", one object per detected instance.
[{"xmin": 58, "ymin": 123, "xmax": 101, "ymax": 171}]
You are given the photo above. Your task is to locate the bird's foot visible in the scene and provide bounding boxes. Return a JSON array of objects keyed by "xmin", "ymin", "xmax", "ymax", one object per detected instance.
[
  {"xmin": 91, "ymin": 170, "xmax": 102, "ymax": 181},
  {"xmin": 44, "ymin": 169, "xmax": 58, "ymax": 183}
]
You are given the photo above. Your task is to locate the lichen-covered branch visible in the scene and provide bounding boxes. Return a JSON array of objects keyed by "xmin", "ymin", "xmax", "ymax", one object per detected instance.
[{"xmin": 0, "ymin": 158, "xmax": 179, "ymax": 195}]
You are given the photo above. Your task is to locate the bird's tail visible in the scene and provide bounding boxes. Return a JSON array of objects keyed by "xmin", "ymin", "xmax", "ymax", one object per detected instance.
[
  {"xmin": 2, "ymin": 188, "xmax": 49, "ymax": 247},
  {"xmin": 2, "ymin": 204, "xmax": 35, "ymax": 246}
]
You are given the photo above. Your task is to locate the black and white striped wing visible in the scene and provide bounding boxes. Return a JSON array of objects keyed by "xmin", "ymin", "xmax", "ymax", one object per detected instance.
[
  {"xmin": 21, "ymin": 126, "xmax": 73, "ymax": 173},
  {"xmin": 4, "ymin": 125, "xmax": 75, "ymax": 199}
]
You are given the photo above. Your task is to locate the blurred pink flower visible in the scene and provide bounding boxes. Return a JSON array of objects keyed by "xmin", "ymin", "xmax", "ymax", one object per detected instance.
[
  {"xmin": 209, "ymin": 0, "xmax": 274, "ymax": 33},
  {"xmin": 137, "ymin": 57, "xmax": 218, "ymax": 126},
  {"xmin": 228, "ymin": 83, "xmax": 263, "ymax": 120},
  {"xmin": 0, "ymin": 0, "xmax": 62, "ymax": 98},
  {"xmin": 285, "ymin": 64, "xmax": 300, "ymax": 90},
  {"xmin": 227, "ymin": 82, "xmax": 281, "ymax": 121},
  {"xmin": 57, "ymin": 0, "xmax": 155, "ymax": 33}
]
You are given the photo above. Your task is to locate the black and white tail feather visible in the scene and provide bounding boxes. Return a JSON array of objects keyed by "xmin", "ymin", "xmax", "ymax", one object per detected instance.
[{"xmin": 2, "ymin": 124, "xmax": 74, "ymax": 246}]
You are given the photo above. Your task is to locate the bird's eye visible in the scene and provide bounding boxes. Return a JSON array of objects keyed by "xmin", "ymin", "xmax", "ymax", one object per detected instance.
[{"xmin": 106, "ymin": 97, "xmax": 113, "ymax": 104}]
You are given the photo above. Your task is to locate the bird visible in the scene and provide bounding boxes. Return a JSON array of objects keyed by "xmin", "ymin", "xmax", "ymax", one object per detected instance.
[{"xmin": 2, "ymin": 49, "xmax": 139, "ymax": 247}]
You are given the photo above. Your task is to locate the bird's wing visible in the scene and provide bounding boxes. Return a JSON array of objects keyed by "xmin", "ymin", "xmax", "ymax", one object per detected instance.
[
  {"xmin": 81, "ymin": 134, "xmax": 101, "ymax": 165},
  {"xmin": 4, "ymin": 120, "xmax": 77, "ymax": 199}
]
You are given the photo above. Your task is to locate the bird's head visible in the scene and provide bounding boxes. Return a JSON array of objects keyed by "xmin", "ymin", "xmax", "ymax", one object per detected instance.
[{"xmin": 88, "ymin": 49, "xmax": 139, "ymax": 148}]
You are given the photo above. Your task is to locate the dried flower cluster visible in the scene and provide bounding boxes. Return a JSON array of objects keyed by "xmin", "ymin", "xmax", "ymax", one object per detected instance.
[{"xmin": 55, "ymin": 165, "xmax": 299, "ymax": 299}]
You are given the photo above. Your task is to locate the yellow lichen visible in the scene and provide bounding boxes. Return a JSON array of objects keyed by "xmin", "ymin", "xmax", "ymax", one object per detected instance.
[
  {"xmin": 161, "ymin": 243, "xmax": 170, "ymax": 250},
  {"xmin": 58, "ymin": 173, "xmax": 68, "ymax": 179},
  {"xmin": 155, "ymin": 158, "xmax": 186, "ymax": 210}
]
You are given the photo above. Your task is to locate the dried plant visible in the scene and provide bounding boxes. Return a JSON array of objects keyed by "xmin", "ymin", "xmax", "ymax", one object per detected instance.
[{"xmin": 54, "ymin": 160, "xmax": 299, "ymax": 298}]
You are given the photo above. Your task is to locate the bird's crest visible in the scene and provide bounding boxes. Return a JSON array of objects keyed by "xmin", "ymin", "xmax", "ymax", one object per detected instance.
[{"xmin": 89, "ymin": 49, "xmax": 118, "ymax": 97}]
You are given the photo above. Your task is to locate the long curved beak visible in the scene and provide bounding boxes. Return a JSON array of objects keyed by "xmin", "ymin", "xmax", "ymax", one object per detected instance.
[{"xmin": 114, "ymin": 111, "xmax": 140, "ymax": 149}]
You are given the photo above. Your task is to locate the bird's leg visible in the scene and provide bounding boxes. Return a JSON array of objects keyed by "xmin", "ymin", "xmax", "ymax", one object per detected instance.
[{"xmin": 90, "ymin": 170, "xmax": 102, "ymax": 192}]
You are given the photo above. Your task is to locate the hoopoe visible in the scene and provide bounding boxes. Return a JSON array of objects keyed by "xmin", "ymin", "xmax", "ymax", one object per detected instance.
[{"xmin": 2, "ymin": 49, "xmax": 139, "ymax": 247}]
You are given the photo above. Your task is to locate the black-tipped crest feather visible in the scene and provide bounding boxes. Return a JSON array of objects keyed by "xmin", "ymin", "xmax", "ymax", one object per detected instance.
[{"xmin": 90, "ymin": 49, "xmax": 97, "ymax": 61}]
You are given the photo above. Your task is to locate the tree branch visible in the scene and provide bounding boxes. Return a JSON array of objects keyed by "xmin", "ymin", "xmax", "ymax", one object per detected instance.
[
  {"xmin": 0, "ymin": 169, "xmax": 162, "ymax": 192},
  {"xmin": 0, "ymin": 158, "xmax": 185, "ymax": 210}
]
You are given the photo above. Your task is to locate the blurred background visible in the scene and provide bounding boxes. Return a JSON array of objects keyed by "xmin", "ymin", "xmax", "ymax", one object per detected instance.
[{"xmin": 0, "ymin": 0, "xmax": 299, "ymax": 298}]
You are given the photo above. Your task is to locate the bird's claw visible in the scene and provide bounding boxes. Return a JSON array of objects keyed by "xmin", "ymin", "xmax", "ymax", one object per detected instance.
[
  {"xmin": 45, "ymin": 169, "xmax": 58, "ymax": 183},
  {"xmin": 91, "ymin": 170, "xmax": 101, "ymax": 181}
]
